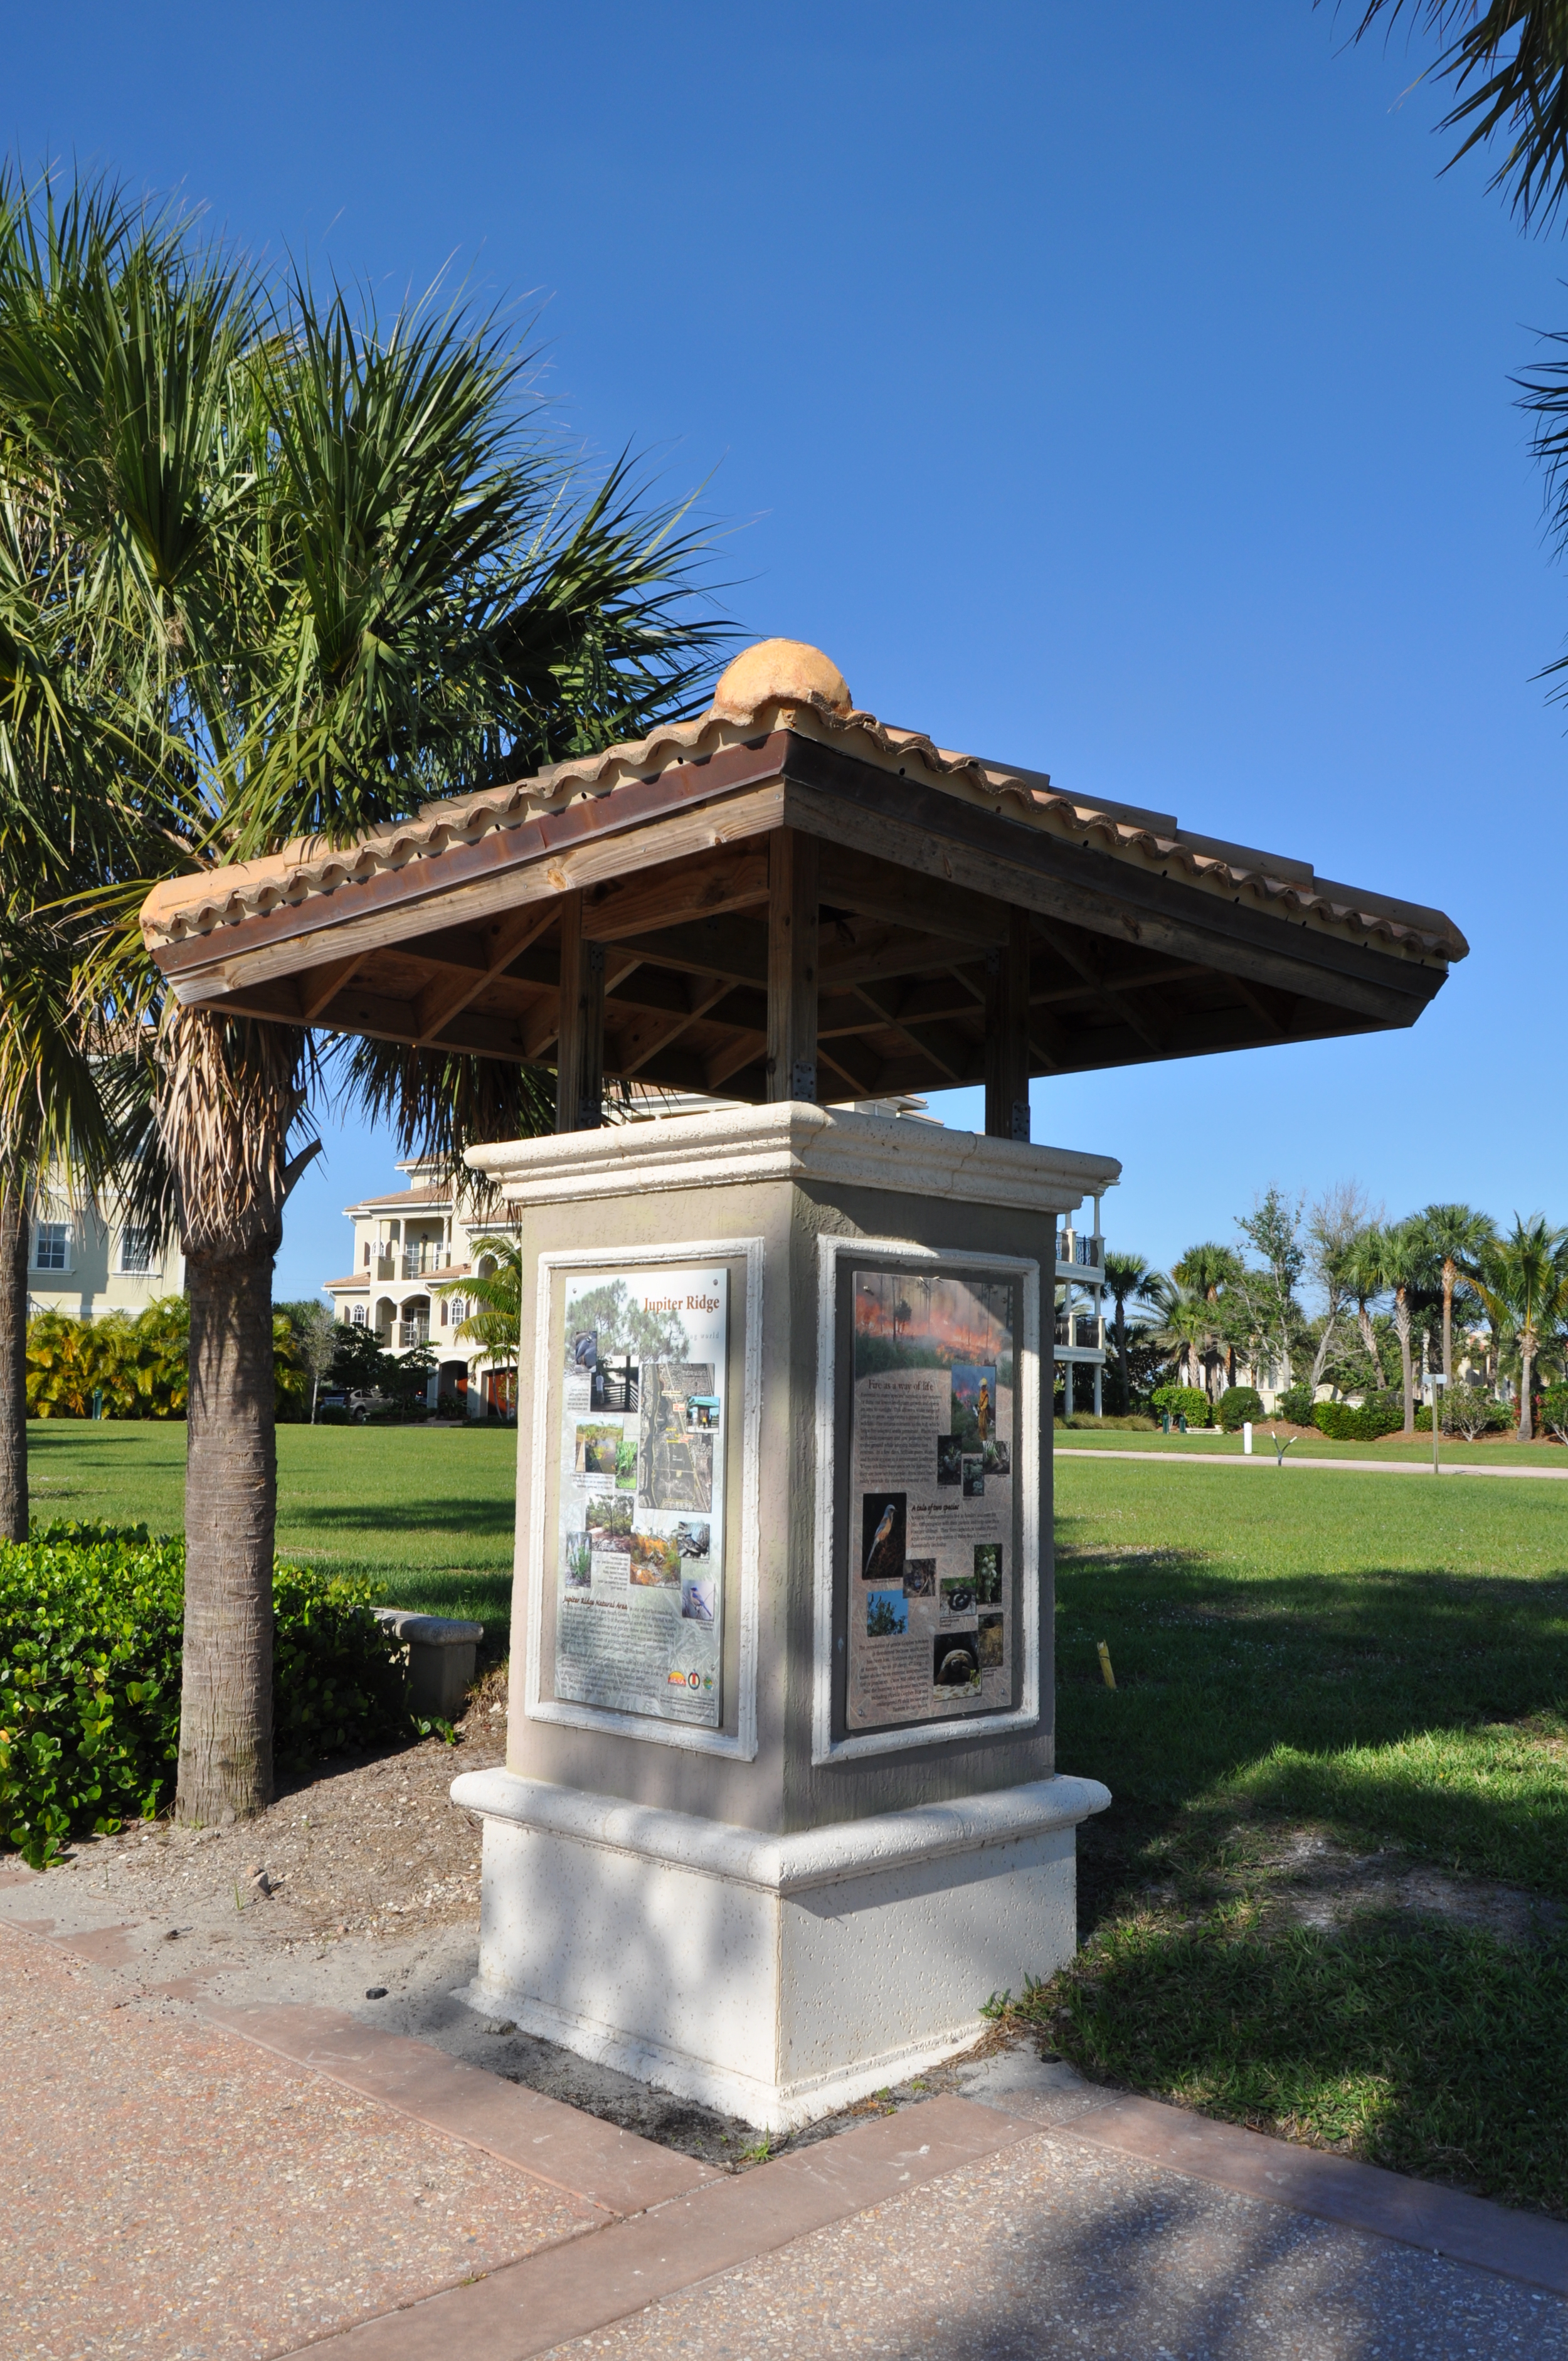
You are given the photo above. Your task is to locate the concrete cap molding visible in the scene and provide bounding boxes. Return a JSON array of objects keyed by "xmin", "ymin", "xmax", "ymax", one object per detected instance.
[
  {"xmin": 373, "ymin": 1609, "xmax": 485, "ymax": 1647},
  {"xmin": 448, "ymin": 1768, "xmax": 1113, "ymax": 1897},
  {"xmin": 465, "ymin": 1101, "xmax": 1120, "ymax": 1215}
]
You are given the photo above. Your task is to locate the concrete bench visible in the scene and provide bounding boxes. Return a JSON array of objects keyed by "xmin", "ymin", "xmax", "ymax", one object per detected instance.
[{"xmin": 374, "ymin": 1609, "xmax": 485, "ymax": 1721}]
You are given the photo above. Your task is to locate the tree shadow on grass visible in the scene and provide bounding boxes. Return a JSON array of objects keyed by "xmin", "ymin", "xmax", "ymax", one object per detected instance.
[
  {"xmin": 1045, "ymin": 1908, "xmax": 1568, "ymax": 2219},
  {"xmin": 281, "ymin": 1495, "xmax": 516, "ymax": 1540},
  {"xmin": 1056, "ymin": 1538, "xmax": 1568, "ymax": 1912}
]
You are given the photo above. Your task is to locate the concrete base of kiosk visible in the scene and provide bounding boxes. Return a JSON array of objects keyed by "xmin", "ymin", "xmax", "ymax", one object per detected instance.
[
  {"xmin": 452, "ymin": 1103, "xmax": 1118, "ymax": 2130},
  {"xmin": 453, "ymin": 1766, "xmax": 1108, "ymax": 2130}
]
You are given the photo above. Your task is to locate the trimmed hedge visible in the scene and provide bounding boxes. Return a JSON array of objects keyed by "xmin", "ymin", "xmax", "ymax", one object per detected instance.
[
  {"xmin": 1277, "ymin": 1384, "xmax": 1316, "ymax": 1426},
  {"xmin": 1218, "ymin": 1386, "xmax": 1265, "ymax": 1431},
  {"xmin": 1150, "ymin": 1384, "xmax": 1210, "ymax": 1429},
  {"xmin": 0, "ymin": 1522, "xmax": 419, "ymax": 1867},
  {"xmin": 1312, "ymin": 1392, "xmax": 1406, "ymax": 1441}
]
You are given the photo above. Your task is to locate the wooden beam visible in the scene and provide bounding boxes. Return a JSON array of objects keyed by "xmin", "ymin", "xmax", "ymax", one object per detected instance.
[
  {"xmin": 413, "ymin": 904, "xmax": 558, "ymax": 1046},
  {"xmin": 608, "ymin": 975, "xmax": 736, "ymax": 1076},
  {"xmin": 821, "ymin": 845, "xmax": 1010, "ymax": 948},
  {"xmin": 300, "ymin": 952, "xmax": 367, "ymax": 1022},
  {"xmin": 581, "ymin": 846, "xmax": 770, "ymax": 941},
  {"xmin": 705, "ymin": 1031, "xmax": 768, "ymax": 1090},
  {"xmin": 1043, "ymin": 926, "xmax": 1165, "ymax": 1054},
  {"xmin": 985, "ymin": 906, "xmax": 1032, "ymax": 1140},
  {"xmin": 554, "ymin": 892, "xmax": 606, "ymax": 1132},
  {"xmin": 849, "ymin": 980, "xmax": 970, "ymax": 1085},
  {"xmin": 766, "ymin": 827, "xmax": 818, "ymax": 1103}
]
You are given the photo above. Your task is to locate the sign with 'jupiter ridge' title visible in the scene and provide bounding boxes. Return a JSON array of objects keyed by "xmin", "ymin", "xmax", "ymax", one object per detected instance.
[{"xmin": 554, "ymin": 1265, "xmax": 728, "ymax": 1728}]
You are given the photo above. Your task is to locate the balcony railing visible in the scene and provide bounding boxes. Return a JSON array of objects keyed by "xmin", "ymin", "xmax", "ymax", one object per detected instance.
[
  {"xmin": 398, "ymin": 1320, "xmax": 430, "ymax": 1349},
  {"xmin": 1057, "ymin": 1234, "xmax": 1102, "ymax": 1268},
  {"xmin": 1054, "ymin": 1318, "xmax": 1105, "ymax": 1351},
  {"xmin": 402, "ymin": 1244, "xmax": 446, "ymax": 1278}
]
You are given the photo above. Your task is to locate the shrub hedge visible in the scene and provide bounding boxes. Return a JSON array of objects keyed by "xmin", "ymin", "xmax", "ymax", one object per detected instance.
[
  {"xmin": 1150, "ymin": 1384, "xmax": 1210, "ymax": 1429},
  {"xmin": 1277, "ymin": 1384, "xmax": 1316, "ymax": 1426},
  {"xmin": 0, "ymin": 1522, "xmax": 418, "ymax": 1867},
  {"xmin": 1312, "ymin": 1392, "xmax": 1406, "ymax": 1441},
  {"xmin": 1218, "ymin": 1386, "xmax": 1266, "ymax": 1431}
]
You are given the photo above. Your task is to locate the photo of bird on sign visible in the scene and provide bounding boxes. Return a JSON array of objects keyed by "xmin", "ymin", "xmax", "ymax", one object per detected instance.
[{"xmin": 861, "ymin": 1492, "xmax": 907, "ymax": 1585}]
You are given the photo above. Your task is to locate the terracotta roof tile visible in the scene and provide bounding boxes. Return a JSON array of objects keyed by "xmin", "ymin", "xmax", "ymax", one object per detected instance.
[{"xmin": 138, "ymin": 684, "xmax": 1468, "ymax": 967}]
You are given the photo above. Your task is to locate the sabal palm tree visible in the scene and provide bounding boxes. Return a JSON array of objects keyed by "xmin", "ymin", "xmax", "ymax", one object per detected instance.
[
  {"xmin": 0, "ymin": 169, "xmax": 728, "ymax": 1820},
  {"xmin": 1102, "ymin": 1250, "xmax": 1155, "ymax": 1413},
  {"xmin": 1421, "ymin": 1202, "xmax": 1495, "ymax": 1421},
  {"xmin": 1171, "ymin": 1242, "xmax": 1242, "ymax": 1396},
  {"xmin": 1375, "ymin": 1219, "xmax": 1441, "ymax": 1437},
  {"xmin": 1473, "ymin": 1216, "xmax": 1568, "ymax": 1442},
  {"xmin": 435, "ymin": 1235, "xmax": 521, "ymax": 1403},
  {"xmin": 1340, "ymin": 1226, "xmax": 1391, "ymax": 1390},
  {"xmin": 1149, "ymin": 1278, "xmax": 1209, "ymax": 1394}
]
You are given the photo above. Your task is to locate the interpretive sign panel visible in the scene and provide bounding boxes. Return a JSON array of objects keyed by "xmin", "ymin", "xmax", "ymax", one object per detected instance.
[
  {"xmin": 845, "ymin": 1265, "xmax": 1015, "ymax": 1732},
  {"xmin": 554, "ymin": 1264, "xmax": 728, "ymax": 1728}
]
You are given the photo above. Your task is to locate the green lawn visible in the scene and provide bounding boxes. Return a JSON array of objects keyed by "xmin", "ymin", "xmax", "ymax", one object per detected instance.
[
  {"xmin": 25, "ymin": 1422, "xmax": 518, "ymax": 1637},
  {"xmin": 1030, "ymin": 1457, "xmax": 1568, "ymax": 2216},
  {"xmin": 1057, "ymin": 1423, "xmax": 1568, "ymax": 1469},
  {"xmin": 25, "ymin": 1421, "xmax": 1568, "ymax": 2212}
]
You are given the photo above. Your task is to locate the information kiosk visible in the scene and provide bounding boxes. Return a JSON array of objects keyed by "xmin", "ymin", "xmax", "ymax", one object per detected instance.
[{"xmin": 139, "ymin": 637, "xmax": 1467, "ymax": 2127}]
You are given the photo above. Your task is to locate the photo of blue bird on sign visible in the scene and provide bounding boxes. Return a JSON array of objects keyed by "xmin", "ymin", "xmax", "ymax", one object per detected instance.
[{"xmin": 861, "ymin": 1492, "xmax": 906, "ymax": 1584}]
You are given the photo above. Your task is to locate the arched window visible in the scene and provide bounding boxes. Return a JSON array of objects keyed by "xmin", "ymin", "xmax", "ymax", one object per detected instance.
[{"xmin": 352, "ymin": 1305, "xmax": 366, "ymax": 1327}]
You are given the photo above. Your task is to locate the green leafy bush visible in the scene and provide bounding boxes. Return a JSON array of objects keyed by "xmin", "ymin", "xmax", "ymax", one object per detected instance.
[
  {"xmin": 1218, "ymin": 1386, "xmax": 1265, "ymax": 1431},
  {"xmin": 1539, "ymin": 1384, "xmax": 1568, "ymax": 1443},
  {"xmin": 1150, "ymin": 1384, "xmax": 1210, "ymax": 1429},
  {"xmin": 1277, "ymin": 1384, "xmax": 1315, "ymax": 1426},
  {"xmin": 1, "ymin": 1525, "xmax": 415, "ymax": 1867},
  {"xmin": 1313, "ymin": 1392, "xmax": 1405, "ymax": 1441}
]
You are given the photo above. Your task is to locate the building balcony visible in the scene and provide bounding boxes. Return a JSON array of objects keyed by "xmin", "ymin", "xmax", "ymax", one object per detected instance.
[
  {"xmin": 402, "ymin": 1244, "xmax": 447, "ymax": 1278},
  {"xmin": 398, "ymin": 1320, "xmax": 430, "ymax": 1349}
]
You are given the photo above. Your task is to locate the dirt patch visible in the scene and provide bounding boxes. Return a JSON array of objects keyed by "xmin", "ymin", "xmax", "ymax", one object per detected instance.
[
  {"xmin": 45, "ymin": 1697, "xmax": 507, "ymax": 1948},
  {"xmin": 1254, "ymin": 1827, "xmax": 1565, "ymax": 1946}
]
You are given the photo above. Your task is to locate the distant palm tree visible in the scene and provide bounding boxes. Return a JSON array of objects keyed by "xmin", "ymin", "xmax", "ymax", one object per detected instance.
[
  {"xmin": 1171, "ymin": 1242, "xmax": 1243, "ymax": 1395},
  {"xmin": 1150, "ymin": 1279, "xmax": 1209, "ymax": 1394},
  {"xmin": 1420, "ymin": 1202, "xmax": 1495, "ymax": 1423},
  {"xmin": 436, "ymin": 1236, "xmax": 522, "ymax": 1393},
  {"xmin": 1374, "ymin": 1219, "xmax": 1439, "ymax": 1437},
  {"xmin": 1473, "ymin": 1216, "xmax": 1568, "ymax": 1442},
  {"xmin": 1102, "ymin": 1251, "xmax": 1157, "ymax": 1413},
  {"xmin": 1340, "ymin": 1226, "xmax": 1391, "ymax": 1389}
]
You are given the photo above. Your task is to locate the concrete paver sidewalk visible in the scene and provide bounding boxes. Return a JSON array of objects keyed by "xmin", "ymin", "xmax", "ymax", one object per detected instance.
[{"xmin": 6, "ymin": 1911, "xmax": 1568, "ymax": 2361}]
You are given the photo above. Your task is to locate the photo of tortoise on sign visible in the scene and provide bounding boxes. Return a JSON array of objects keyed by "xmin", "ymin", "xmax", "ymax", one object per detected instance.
[
  {"xmin": 554, "ymin": 1265, "xmax": 728, "ymax": 1728},
  {"xmin": 846, "ymin": 1266, "xmax": 1014, "ymax": 1733}
]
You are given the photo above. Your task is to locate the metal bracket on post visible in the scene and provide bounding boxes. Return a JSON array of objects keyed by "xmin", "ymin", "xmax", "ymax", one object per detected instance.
[
  {"xmin": 791, "ymin": 1060, "xmax": 817, "ymax": 1103},
  {"xmin": 1010, "ymin": 1100, "xmax": 1030, "ymax": 1143}
]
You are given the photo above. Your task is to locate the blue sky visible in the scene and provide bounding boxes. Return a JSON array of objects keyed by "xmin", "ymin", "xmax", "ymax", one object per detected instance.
[{"xmin": 15, "ymin": 3, "xmax": 1565, "ymax": 1298}]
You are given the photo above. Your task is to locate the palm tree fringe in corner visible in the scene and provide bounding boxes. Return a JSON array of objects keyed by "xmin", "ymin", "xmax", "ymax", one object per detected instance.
[{"xmin": 0, "ymin": 164, "xmax": 731, "ymax": 1821}]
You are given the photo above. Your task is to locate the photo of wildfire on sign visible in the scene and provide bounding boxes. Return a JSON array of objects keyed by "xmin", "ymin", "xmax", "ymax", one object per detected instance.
[{"xmin": 845, "ymin": 1266, "xmax": 1017, "ymax": 1734}]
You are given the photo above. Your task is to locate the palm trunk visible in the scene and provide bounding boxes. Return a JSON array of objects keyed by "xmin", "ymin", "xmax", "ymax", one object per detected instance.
[
  {"xmin": 177, "ymin": 1241, "xmax": 277, "ymax": 1818},
  {"xmin": 1115, "ymin": 1301, "xmax": 1129, "ymax": 1413},
  {"xmin": 1441, "ymin": 1261, "xmax": 1455, "ymax": 1432},
  {"xmin": 162, "ymin": 1010, "xmax": 305, "ymax": 1826},
  {"xmin": 1519, "ymin": 1332, "xmax": 1535, "ymax": 1444},
  {"xmin": 1357, "ymin": 1303, "xmax": 1386, "ymax": 1386},
  {"xmin": 1395, "ymin": 1287, "xmax": 1414, "ymax": 1436},
  {"xmin": 0, "ymin": 1180, "xmax": 29, "ymax": 1541}
]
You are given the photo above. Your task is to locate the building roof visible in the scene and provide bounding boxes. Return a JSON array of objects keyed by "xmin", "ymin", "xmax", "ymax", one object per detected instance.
[
  {"xmin": 343, "ymin": 1185, "xmax": 452, "ymax": 1212},
  {"xmin": 136, "ymin": 639, "xmax": 1466, "ymax": 1100},
  {"xmin": 139, "ymin": 677, "xmax": 1464, "ymax": 966}
]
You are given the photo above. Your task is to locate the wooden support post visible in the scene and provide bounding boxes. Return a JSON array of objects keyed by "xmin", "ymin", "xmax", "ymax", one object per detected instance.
[
  {"xmin": 554, "ymin": 891, "xmax": 606, "ymax": 1132},
  {"xmin": 766, "ymin": 828, "xmax": 819, "ymax": 1103},
  {"xmin": 985, "ymin": 906, "xmax": 1032, "ymax": 1141}
]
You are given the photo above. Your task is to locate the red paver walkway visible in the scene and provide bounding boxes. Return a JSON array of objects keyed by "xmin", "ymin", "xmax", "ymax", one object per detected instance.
[{"xmin": 3, "ymin": 1924, "xmax": 599, "ymax": 2359}]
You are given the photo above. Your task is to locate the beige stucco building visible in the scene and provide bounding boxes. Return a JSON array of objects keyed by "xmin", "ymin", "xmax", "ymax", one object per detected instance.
[
  {"xmin": 321, "ymin": 1160, "xmax": 518, "ymax": 1416},
  {"xmin": 25, "ymin": 1184, "xmax": 184, "ymax": 1323}
]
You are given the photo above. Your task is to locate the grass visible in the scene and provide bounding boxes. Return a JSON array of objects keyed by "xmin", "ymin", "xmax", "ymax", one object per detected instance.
[
  {"xmin": 26, "ymin": 1423, "xmax": 1568, "ymax": 2210},
  {"xmin": 1057, "ymin": 1423, "xmax": 1568, "ymax": 1468},
  {"xmin": 24, "ymin": 1422, "xmax": 518, "ymax": 1638},
  {"xmin": 1016, "ymin": 1458, "xmax": 1568, "ymax": 2215}
]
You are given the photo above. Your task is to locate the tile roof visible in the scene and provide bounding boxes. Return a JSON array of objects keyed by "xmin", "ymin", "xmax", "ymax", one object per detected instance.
[{"xmin": 137, "ymin": 683, "xmax": 1468, "ymax": 968}]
